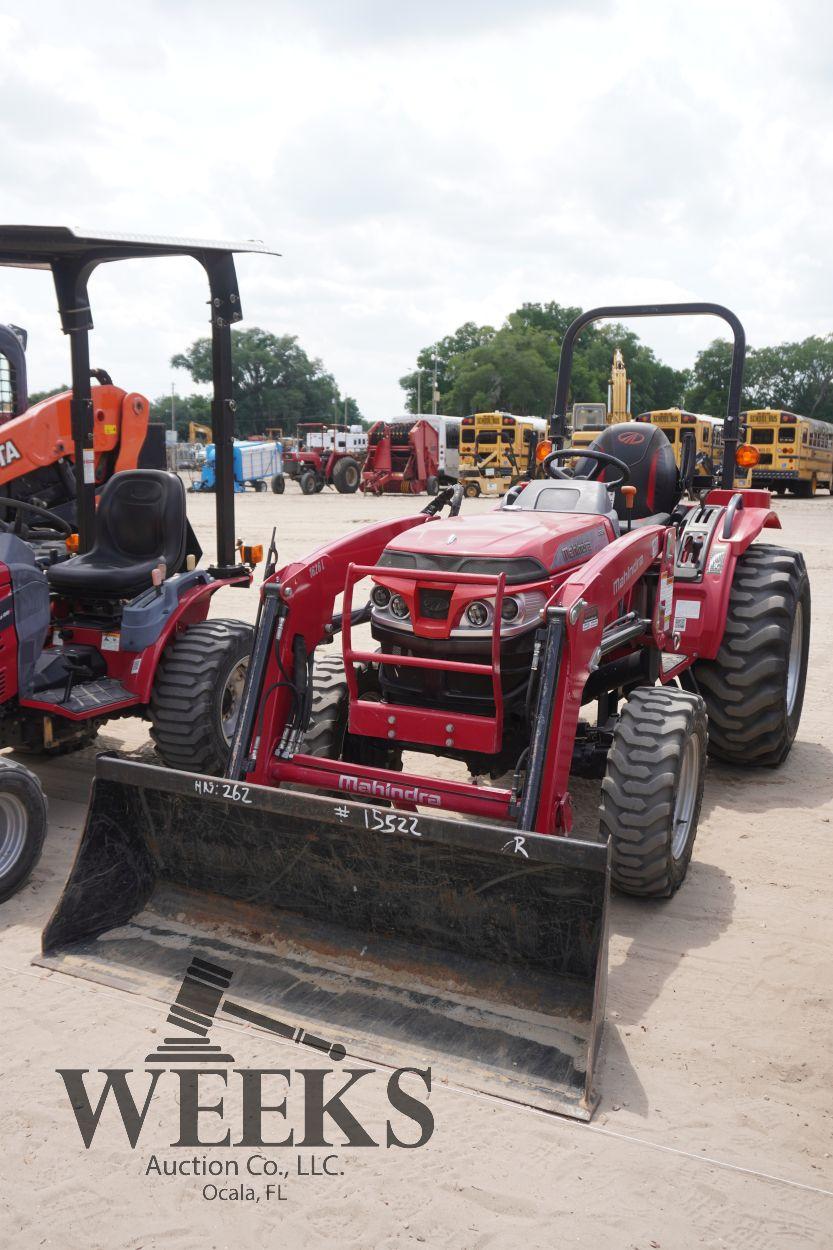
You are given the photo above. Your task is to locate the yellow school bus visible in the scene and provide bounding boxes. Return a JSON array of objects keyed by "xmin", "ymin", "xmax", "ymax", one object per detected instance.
[
  {"xmin": 743, "ymin": 409, "xmax": 833, "ymax": 497},
  {"xmin": 635, "ymin": 408, "xmax": 727, "ymax": 490},
  {"xmin": 458, "ymin": 412, "xmax": 547, "ymax": 497}
]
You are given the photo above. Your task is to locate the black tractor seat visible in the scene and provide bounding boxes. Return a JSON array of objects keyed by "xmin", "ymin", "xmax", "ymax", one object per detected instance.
[
  {"xmin": 47, "ymin": 470, "xmax": 187, "ymax": 600},
  {"xmin": 574, "ymin": 422, "xmax": 679, "ymax": 523}
]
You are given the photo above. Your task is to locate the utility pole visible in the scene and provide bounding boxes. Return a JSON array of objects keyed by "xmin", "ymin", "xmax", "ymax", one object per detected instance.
[
  {"xmin": 170, "ymin": 382, "xmax": 175, "ymax": 434},
  {"xmin": 431, "ymin": 353, "xmax": 438, "ymax": 415},
  {"xmin": 416, "ymin": 371, "xmax": 422, "ymax": 415}
]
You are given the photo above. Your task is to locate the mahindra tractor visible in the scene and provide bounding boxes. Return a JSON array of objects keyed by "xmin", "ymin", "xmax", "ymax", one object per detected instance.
[
  {"xmin": 0, "ymin": 226, "xmax": 279, "ymax": 901},
  {"xmin": 40, "ymin": 303, "xmax": 810, "ymax": 1122}
]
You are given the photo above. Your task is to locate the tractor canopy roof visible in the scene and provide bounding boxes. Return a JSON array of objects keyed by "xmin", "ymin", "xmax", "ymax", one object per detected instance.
[{"xmin": 0, "ymin": 226, "xmax": 279, "ymax": 268}]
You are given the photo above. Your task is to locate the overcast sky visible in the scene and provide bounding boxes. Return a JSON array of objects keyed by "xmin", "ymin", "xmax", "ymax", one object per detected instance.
[{"xmin": 1, "ymin": 0, "xmax": 829, "ymax": 419}]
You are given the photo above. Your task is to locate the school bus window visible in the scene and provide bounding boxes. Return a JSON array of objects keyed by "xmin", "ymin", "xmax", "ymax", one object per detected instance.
[
  {"xmin": 478, "ymin": 431, "xmax": 498, "ymax": 445},
  {"xmin": 750, "ymin": 428, "xmax": 774, "ymax": 444},
  {"xmin": 778, "ymin": 428, "xmax": 795, "ymax": 443}
]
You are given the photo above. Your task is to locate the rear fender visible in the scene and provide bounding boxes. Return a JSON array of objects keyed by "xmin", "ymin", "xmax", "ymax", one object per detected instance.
[
  {"xmin": 671, "ymin": 492, "xmax": 780, "ymax": 661},
  {"xmin": 533, "ymin": 525, "xmax": 666, "ymax": 834},
  {"xmin": 128, "ymin": 576, "xmax": 249, "ymax": 701}
]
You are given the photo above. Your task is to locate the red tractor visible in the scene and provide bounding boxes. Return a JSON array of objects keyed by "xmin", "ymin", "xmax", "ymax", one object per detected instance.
[
  {"xmin": 42, "ymin": 304, "xmax": 810, "ymax": 1122},
  {"xmin": 280, "ymin": 422, "xmax": 366, "ymax": 494},
  {"xmin": 0, "ymin": 227, "xmax": 275, "ymax": 900}
]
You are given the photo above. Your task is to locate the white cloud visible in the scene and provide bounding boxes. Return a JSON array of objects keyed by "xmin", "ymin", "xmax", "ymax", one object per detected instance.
[{"xmin": 0, "ymin": 0, "xmax": 831, "ymax": 418}]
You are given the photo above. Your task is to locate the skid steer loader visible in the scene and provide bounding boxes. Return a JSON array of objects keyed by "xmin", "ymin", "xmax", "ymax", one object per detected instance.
[{"xmin": 39, "ymin": 304, "xmax": 809, "ymax": 1120}]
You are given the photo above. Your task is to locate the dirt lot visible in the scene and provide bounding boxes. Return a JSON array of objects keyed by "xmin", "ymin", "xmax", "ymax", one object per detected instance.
[{"xmin": 2, "ymin": 486, "xmax": 832, "ymax": 1249}]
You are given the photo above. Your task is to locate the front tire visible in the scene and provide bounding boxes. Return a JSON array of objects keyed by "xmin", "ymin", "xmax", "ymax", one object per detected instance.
[
  {"xmin": 150, "ymin": 619, "xmax": 254, "ymax": 774},
  {"xmin": 600, "ymin": 687, "xmax": 707, "ymax": 898},
  {"xmin": 0, "ymin": 760, "xmax": 48, "ymax": 903},
  {"xmin": 300, "ymin": 471, "xmax": 317, "ymax": 495},
  {"xmin": 301, "ymin": 654, "xmax": 401, "ymax": 770},
  {"xmin": 693, "ymin": 544, "xmax": 810, "ymax": 766},
  {"xmin": 464, "ymin": 482, "xmax": 480, "ymax": 498},
  {"xmin": 271, "ymin": 474, "xmax": 285, "ymax": 494}
]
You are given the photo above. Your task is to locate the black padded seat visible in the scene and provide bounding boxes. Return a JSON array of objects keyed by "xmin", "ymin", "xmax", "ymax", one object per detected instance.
[
  {"xmin": 47, "ymin": 470, "xmax": 187, "ymax": 600},
  {"xmin": 574, "ymin": 423, "xmax": 679, "ymax": 521}
]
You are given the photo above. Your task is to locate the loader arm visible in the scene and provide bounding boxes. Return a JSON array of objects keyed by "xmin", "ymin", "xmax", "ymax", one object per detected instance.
[
  {"xmin": 0, "ymin": 384, "xmax": 150, "ymax": 488},
  {"xmin": 234, "ymin": 511, "xmax": 437, "ymax": 784}
]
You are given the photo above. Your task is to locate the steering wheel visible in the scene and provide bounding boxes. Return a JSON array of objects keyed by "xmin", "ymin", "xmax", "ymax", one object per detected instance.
[
  {"xmin": 0, "ymin": 497, "xmax": 73, "ymax": 542},
  {"xmin": 543, "ymin": 447, "xmax": 632, "ymax": 489}
]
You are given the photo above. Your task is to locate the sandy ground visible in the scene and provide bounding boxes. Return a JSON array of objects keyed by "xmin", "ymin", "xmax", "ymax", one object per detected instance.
[{"xmin": 1, "ymin": 483, "xmax": 832, "ymax": 1250}]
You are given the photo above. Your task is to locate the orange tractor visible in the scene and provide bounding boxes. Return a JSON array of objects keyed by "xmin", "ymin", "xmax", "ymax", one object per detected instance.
[{"xmin": 0, "ymin": 322, "xmax": 163, "ymax": 536}]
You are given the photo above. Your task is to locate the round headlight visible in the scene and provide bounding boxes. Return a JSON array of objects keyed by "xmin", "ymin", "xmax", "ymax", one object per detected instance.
[
  {"xmin": 501, "ymin": 596, "xmax": 520, "ymax": 622},
  {"xmin": 466, "ymin": 600, "xmax": 491, "ymax": 628},
  {"xmin": 371, "ymin": 585, "xmax": 391, "ymax": 608},
  {"xmin": 390, "ymin": 594, "xmax": 409, "ymax": 619}
]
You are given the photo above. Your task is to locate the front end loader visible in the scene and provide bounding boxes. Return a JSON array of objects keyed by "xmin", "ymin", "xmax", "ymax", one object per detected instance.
[{"xmin": 38, "ymin": 303, "xmax": 810, "ymax": 1120}]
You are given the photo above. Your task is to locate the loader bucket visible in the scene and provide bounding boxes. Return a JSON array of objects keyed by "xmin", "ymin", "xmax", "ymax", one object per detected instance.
[{"xmin": 38, "ymin": 754, "xmax": 610, "ymax": 1119}]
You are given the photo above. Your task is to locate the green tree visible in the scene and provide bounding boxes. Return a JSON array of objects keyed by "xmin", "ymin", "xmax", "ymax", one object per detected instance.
[
  {"xmin": 171, "ymin": 327, "xmax": 361, "ymax": 437},
  {"xmin": 401, "ymin": 303, "xmax": 687, "ymax": 419},
  {"xmin": 27, "ymin": 384, "xmax": 69, "ymax": 404},
  {"xmin": 683, "ymin": 336, "xmax": 833, "ymax": 422},
  {"xmin": 399, "ymin": 321, "xmax": 496, "ymax": 413}
]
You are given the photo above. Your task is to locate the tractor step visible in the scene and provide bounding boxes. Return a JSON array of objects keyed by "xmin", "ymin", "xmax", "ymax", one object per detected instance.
[{"xmin": 21, "ymin": 678, "xmax": 138, "ymax": 717}]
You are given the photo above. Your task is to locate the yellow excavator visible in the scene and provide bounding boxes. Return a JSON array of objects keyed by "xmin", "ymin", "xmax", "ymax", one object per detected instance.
[
  {"xmin": 569, "ymin": 348, "xmax": 631, "ymax": 451},
  {"xmin": 188, "ymin": 421, "xmax": 212, "ymax": 443}
]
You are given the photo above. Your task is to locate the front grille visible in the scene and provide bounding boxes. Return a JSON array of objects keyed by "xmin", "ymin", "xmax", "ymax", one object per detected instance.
[
  {"xmin": 378, "ymin": 550, "xmax": 547, "ymax": 584},
  {"xmin": 419, "ymin": 588, "xmax": 451, "ymax": 619}
]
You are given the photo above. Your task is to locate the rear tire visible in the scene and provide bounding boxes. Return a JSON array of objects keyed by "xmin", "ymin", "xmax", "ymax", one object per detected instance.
[
  {"xmin": 692, "ymin": 544, "xmax": 810, "ymax": 766},
  {"xmin": 300, "ymin": 471, "xmax": 317, "ymax": 495},
  {"xmin": 332, "ymin": 457, "xmax": 360, "ymax": 494},
  {"xmin": 464, "ymin": 482, "xmax": 480, "ymax": 498},
  {"xmin": 254, "ymin": 480, "xmax": 267, "ymax": 493},
  {"xmin": 600, "ymin": 687, "xmax": 707, "ymax": 898},
  {"xmin": 150, "ymin": 619, "xmax": 254, "ymax": 775},
  {"xmin": 0, "ymin": 760, "xmax": 48, "ymax": 903},
  {"xmin": 271, "ymin": 474, "xmax": 285, "ymax": 494}
]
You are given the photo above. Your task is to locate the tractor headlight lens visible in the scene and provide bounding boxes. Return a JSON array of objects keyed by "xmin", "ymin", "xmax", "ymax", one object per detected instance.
[
  {"xmin": 390, "ymin": 594, "xmax": 409, "ymax": 619},
  {"xmin": 466, "ymin": 600, "xmax": 491, "ymax": 628},
  {"xmin": 371, "ymin": 585, "xmax": 391, "ymax": 608},
  {"xmin": 500, "ymin": 597, "xmax": 520, "ymax": 622}
]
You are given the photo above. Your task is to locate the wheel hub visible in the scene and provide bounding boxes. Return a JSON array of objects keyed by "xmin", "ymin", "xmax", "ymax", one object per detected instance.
[
  {"xmin": 0, "ymin": 794, "xmax": 28, "ymax": 876},
  {"xmin": 671, "ymin": 733, "xmax": 701, "ymax": 860},
  {"xmin": 786, "ymin": 601, "xmax": 804, "ymax": 716},
  {"xmin": 220, "ymin": 659, "xmax": 249, "ymax": 741}
]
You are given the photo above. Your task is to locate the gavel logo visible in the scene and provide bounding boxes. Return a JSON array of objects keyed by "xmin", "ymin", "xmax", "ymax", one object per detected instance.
[{"xmin": 145, "ymin": 957, "xmax": 346, "ymax": 1064}]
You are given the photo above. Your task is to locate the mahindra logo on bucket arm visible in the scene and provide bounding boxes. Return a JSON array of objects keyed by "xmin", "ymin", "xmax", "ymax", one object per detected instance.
[{"xmin": 338, "ymin": 774, "xmax": 442, "ymax": 806}]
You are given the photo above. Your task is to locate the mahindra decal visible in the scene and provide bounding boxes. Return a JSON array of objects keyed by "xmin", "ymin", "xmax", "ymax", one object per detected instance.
[{"xmin": 338, "ymin": 774, "xmax": 442, "ymax": 807}]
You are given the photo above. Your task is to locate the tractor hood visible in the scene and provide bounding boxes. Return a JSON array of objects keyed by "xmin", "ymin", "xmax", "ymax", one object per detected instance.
[{"xmin": 379, "ymin": 510, "xmax": 612, "ymax": 580}]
